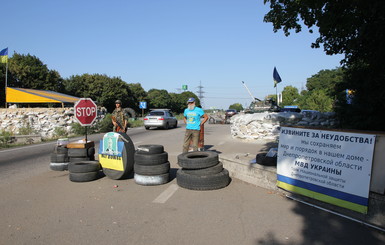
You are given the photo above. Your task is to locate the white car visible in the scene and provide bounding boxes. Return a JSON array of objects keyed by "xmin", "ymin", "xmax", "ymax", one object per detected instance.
[{"xmin": 143, "ymin": 109, "xmax": 178, "ymax": 130}]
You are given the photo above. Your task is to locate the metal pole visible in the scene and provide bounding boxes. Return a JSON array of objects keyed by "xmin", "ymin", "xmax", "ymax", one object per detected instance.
[
  {"xmin": 5, "ymin": 62, "xmax": 8, "ymax": 108},
  {"xmin": 85, "ymin": 126, "xmax": 88, "ymax": 143}
]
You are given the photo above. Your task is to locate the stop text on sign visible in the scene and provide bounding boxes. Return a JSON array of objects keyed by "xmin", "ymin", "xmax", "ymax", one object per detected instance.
[
  {"xmin": 76, "ymin": 107, "xmax": 96, "ymax": 117},
  {"xmin": 74, "ymin": 98, "xmax": 98, "ymax": 126}
]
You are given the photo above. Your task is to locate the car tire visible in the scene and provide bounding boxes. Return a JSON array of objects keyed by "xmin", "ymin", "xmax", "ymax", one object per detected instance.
[
  {"xmin": 164, "ymin": 123, "xmax": 169, "ymax": 130},
  {"xmin": 176, "ymin": 169, "xmax": 230, "ymax": 190},
  {"xmin": 70, "ymin": 157, "xmax": 91, "ymax": 162},
  {"xmin": 68, "ymin": 148, "xmax": 95, "ymax": 157},
  {"xmin": 54, "ymin": 145, "xmax": 68, "ymax": 154},
  {"xmin": 69, "ymin": 171, "xmax": 100, "ymax": 182},
  {"xmin": 134, "ymin": 161, "xmax": 170, "ymax": 175},
  {"xmin": 50, "ymin": 162, "xmax": 69, "ymax": 171},
  {"xmin": 68, "ymin": 160, "xmax": 101, "ymax": 173},
  {"xmin": 181, "ymin": 162, "xmax": 223, "ymax": 176},
  {"xmin": 134, "ymin": 152, "xmax": 168, "ymax": 166},
  {"xmin": 50, "ymin": 153, "xmax": 69, "ymax": 163},
  {"xmin": 174, "ymin": 121, "xmax": 178, "ymax": 128},
  {"xmin": 256, "ymin": 153, "xmax": 277, "ymax": 166},
  {"xmin": 145, "ymin": 126, "xmax": 150, "ymax": 130},
  {"xmin": 177, "ymin": 151, "xmax": 219, "ymax": 169},
  {"xmin": 136, "ymin": 145, "xmax": 164, "ymax": 155},
  {"xmin": 134, "ymin": 173, "xmax": 169, "ymax": 186}
]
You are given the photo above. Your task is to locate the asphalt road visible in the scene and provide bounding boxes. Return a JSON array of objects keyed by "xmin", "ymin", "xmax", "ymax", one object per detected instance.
[{"xmin": 1, "ymin": 124, "xmax": 384, "ymax": 245}]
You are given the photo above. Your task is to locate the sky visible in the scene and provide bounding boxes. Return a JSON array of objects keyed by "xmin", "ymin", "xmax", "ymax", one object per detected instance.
[{"xmin": 2, "ymin": 0, "xmax": 343, "ymax": 110}]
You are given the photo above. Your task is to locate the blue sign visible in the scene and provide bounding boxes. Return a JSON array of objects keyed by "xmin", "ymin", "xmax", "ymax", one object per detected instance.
[{"xmin": 139, "ymin": 101, "xmax": 147, "ymax": 109}]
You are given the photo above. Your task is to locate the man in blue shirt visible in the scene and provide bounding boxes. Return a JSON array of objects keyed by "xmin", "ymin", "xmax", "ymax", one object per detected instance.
[{"xmin": 183, "ymin": 97, "xmax": 208, "ymax": 153}]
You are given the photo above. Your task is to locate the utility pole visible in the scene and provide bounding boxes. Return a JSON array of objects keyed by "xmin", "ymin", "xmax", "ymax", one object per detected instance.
[{"xmin": 196, "ymin": 81, "xmax": 205, "ymax": 108}]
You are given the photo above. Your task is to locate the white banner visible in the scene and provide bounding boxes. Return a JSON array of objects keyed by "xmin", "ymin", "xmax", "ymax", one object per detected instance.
[{"xmin": 277, "ymin": 127, "xmax": 375, "ymax": 213}]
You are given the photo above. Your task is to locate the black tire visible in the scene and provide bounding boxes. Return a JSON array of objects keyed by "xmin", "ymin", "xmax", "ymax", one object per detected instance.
[
  {"xmin": 102, "ymin": 132, "xmax": 135, "ymax": 180},
  {"xmin": 134, "ymin": 161, "xmax": 170, "ymax": 175},
  {"xmin": 256, "ymin": 153, "xmax": 277, "ymax": 166},
  {"xmin": 134, "ymin": 152, "xmax": 168, "ymax": 166},
  {"xmin": 69, "ymin": 171, "xmax": 99, "ymax": 182},
  {"xmin": 68, "ymin": 160, "xmax": 101, "ymax": 173},
  {"xmin": 134, "ymin": 173, "xmax": 169, "ymax": 186},
  {"xmin": 177, "ymin": 151, "xmax": 219, "ymax": 169},
  {"xmin": 50, "ymin": 162, "xmax": 69, "ymax": 171},
  {"xmin": 164, "ymin": 123, "xmax": 169, "ymax": 130},
  {"xmin": 68, "ymin": 148, "xmax": 88, "ymax": 157},
  {"xmin": 87, "ymin": 147, "xmax": 95, "ymax": 157},
  {"xmin": 136, "ymin": 145, "xmax": 164, "ymax": 155},
  {"xmin": 50, "ymin": 153, "xmax": 69, "ymax": 163},
  {"xmin": 145, "ymin": 126, "xmax": 150, "ymax": 130},
  {"xmin": 54, "ymin": 145, "xmax": 68, "ymax": 154},
  {"xmin": 182, "ymin": 162, "xmax": 223, "ymax": 176},
  {"xmin": 124, "ymin": 107, "xmax": 136, "ymax": 118},
  {"xmin": 176, "ymin": 169, "xmax": 230, "ymax": 190},
  {"xmin": 70, "ymin": 157, "xmax": 91, "ymax": 162},
  {"xmin": 174, "ymin": 121, "xmax": 178, "ymax": 128}
]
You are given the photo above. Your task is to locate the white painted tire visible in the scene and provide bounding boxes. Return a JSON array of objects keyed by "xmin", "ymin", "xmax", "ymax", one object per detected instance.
[{"xmin": 134, "ymin": 173, "xmax": 169, "ymax": 186}]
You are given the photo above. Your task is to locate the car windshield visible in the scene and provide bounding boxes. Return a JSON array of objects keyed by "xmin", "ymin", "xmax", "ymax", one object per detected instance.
[{"xmin": 148, "ymin": 111, "xmax": 165, "ymax": 116}]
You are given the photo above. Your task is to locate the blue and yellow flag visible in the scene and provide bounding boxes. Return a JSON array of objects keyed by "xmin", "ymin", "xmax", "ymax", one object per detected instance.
[
  {"xmin": 273, "ymin": 67, "xmax": 282, "ymax": 87},
  {"xmin": 0, "ymin": 48, "xmax": 8, "ymax": 63}
]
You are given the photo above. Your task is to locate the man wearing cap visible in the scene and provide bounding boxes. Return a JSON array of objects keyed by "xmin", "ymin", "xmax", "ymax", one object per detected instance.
[
  {"xmin": 183, "ymin": 97, "xmax": 208, "ymax": 153},
  {"xmin": 111, "ymin": 100, "xmax": 128, "ymax": 132}
]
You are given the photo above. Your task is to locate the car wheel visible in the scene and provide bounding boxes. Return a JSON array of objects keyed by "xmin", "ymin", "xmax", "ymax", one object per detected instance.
[
  {"xmin": 174, "ymin": 121, "xmax": 178, "ymax": 128},
  {"xmin": 134, "ymin": 161, "xmax": 170, "ymax": 175},
  {"xmin": 176, "ymin": 169, "xmax": 230, "ymax": 190},
  {"xmin": 145, "ymin": 126, "xmax": 150, "ymax": 130},
  {"xmin": 134, "ymin": 173, "xmax": 169, "ymax": 186},
  {"xmin": 177, "ymin": 151, "xmax": 219, "ymax": 169},
  {"xmin": 134, "ymin": 152, "xmax": 168, "ymax": 165},
  {"xmin": 136, "ymin": 144, "xmax": 164, "ymax": 154},
  {"xmin": 164, "ymin": 123, "xmax": 169, "ymax": 130}
]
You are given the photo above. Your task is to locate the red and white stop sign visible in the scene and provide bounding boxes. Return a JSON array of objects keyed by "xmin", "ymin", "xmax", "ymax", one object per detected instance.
[{"xmin": 74, "ymin": 98, "xmax": 97, "ymax": 126}]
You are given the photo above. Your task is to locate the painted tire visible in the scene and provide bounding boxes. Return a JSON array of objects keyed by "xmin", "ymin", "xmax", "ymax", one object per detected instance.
[{"xmin": 134, "ymin": 173, "xmax": 169, "ymax": 186}]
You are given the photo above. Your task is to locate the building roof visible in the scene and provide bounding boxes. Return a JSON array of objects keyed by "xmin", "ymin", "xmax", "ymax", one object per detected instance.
[{"xmin": 6, "ymin": 87, "xmax": 80, "ymax": 104}]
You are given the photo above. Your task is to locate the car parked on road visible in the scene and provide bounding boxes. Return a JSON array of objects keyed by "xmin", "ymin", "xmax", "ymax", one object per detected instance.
[
  {"xmin": 143, "ymin": 109, "xmax": 178, "ymax": 130},
  {"xmin": 225, "ymin": 109, "xmax": 238, "ymax": 118}
]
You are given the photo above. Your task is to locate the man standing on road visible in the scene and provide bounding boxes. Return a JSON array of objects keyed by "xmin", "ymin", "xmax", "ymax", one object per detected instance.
[
  {"xmin": 111, "ymin": 100, "xmax": 128, "ymax": 132},
  {"xmin": 183, "ymin": 97, "xmax": 208, "ymax": 153}
]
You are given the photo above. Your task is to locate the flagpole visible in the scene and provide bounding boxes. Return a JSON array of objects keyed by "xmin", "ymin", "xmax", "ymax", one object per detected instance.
[{"xmin": 5, "ymin": 61, "xmax": 8, "ymax": 108}]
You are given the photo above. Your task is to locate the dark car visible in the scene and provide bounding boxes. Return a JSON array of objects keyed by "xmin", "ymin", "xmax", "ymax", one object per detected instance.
[{"xmin": 225, "ymin": 109, "xmax": 238, "ymax": 118}]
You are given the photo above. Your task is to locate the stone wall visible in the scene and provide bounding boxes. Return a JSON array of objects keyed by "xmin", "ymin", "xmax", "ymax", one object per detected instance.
[
  {"xmin": 230, "ymin": 111, "xmax": 338, "ymax": 141},
  {"xmin": 0, "ymin": 108, "xmax": 105, "ymax": 138}
]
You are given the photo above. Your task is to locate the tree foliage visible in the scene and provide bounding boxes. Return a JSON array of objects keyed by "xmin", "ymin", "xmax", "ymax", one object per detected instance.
[
  {"xmin": 64, "ymin": 74, "xmax": 135, "ymax": 112},
  {"xmin": 229, "ymin": 103, "xmax": 243, "ymax": 111},
  {"xmin": 264, "ymin": 0, "xmax": 385, "ymax": 130},
  {"xmin": 281, "ymin": 85, "xmax": 300, "ymax": 106},
  {"xmin": 298, "ymin": 90, "xmax": 333, "ymax": 112}
]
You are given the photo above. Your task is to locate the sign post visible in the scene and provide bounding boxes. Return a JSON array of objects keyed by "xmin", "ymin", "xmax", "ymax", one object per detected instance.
[
  {"xmin": 74, "ymin": 98, "xmax": 97, "ymax": 142},
  {"xmin": 139, "ymin": 101, "xmax": 147, "ymax": 117}
]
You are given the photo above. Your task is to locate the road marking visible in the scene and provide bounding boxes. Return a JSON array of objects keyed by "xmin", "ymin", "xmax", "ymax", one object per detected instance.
[
  {"xmin": 0, "ymin": 142, "xmax": 55, "ymax": 153},
  {"xmin": 153, "ymin": 184, "xmax": 179, "ymax": 204}
]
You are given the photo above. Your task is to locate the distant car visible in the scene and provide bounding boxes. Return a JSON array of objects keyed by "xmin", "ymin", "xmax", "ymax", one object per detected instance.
[
  {"xmin": 143, "ymin": 109, "xmax": 178, "ymax": 130},
  {"xmin": 225, "ymin": 109, "xmax": 238, "ymax": 118}
]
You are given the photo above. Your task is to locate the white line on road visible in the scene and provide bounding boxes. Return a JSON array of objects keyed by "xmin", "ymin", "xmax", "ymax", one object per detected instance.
[{"xmin": 153, "ymin": 184, "xmax": 179, "ymax": 204}]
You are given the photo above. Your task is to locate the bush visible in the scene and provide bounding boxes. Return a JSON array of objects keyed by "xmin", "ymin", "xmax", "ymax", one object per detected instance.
[
  {"xmin": 0, "ymin": 130, "xmax": 13, "ymax": 148},
  {"xmin": 53, "ymin": 127, "xmax": 68, "ymax": 138},
  {"xmin": 97, "ymin": 114, "xmax": 113, "ymax": 133}
]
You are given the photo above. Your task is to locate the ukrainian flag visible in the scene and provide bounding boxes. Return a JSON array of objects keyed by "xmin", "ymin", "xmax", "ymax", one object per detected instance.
[{"xmin": 0, "ymin": 48, "xmax": 8, "ymax": 63}]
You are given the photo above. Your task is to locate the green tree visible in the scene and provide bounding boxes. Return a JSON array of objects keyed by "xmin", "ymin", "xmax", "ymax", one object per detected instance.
[
  {"xmin": 147, "ymin": 89, "xmax": 173, "ymax": 109},
  {"xmin": 8, "ymin": 52, "xmax": 64, "ymax": 91},
  {"xmin": 169, "ymin": 91, "xmax": 200, "ymax": 114},
  {"xmin": 264, "ymin": 0, "xmax": 385, "ymax": 130},
  {"xmin": 298, "ymin": 89, "xmax": 333, "ymax": 112},
  {"xmin": 64, "ymin": 74, "xmax": 134, "ymax": 112},
  {"xmin": 281, "ymin": 86, "xmax": 300, "ymax": 106},
  {"xmin": 128, "ymin": 83, "xmax": 147, "ymax": 112},
  {"xmin": 306, "ymin": 68, "xmax": 343, "ymax": 97},
  {"xmin": 229, "ymin": 103, "xmax": 243, "ymax": 112}
]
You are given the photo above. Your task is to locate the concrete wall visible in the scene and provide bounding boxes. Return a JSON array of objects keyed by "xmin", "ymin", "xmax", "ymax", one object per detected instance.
[{"xmin": 0, "ymin": 108, "xmax": 105, "ymax": 138}]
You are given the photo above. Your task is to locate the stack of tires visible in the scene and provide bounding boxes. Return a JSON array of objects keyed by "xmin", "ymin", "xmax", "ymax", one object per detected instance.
[
  {"xmin": 134, "ymin": 145, "xmax": 170, "ymax": 186},
  {"xmin": 68, "ymin": 161, "xmax": 102, "ymax": 182},
  {"xmin": 50, "ymin": 145, "xmax": 70, "ymax": 171},
  {"xmin": 68, "ymin": 147, "xmax": 95, "ymax": 163},
  {"xmin": 176, "ymin": 151, "xmax": 230, "ymax": 190}
]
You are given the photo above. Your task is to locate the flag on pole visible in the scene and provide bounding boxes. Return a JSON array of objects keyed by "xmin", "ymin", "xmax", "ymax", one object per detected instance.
[
  {"xmin": 0, "ymin": 48, "xmax": 8, "ymax": 63},
  {"xmin": 273, "ymin": 67, "xmax": 282, "ymax": 87}
]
